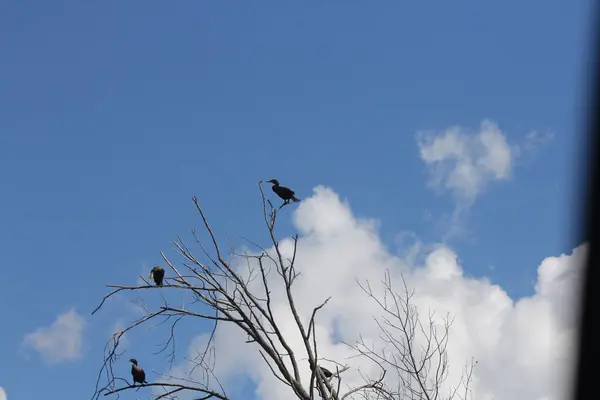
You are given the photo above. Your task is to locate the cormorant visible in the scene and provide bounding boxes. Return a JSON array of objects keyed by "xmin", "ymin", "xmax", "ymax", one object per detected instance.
[
  {"xmin": 129, "ymin": 358, "xmax": 148, "ymax": 385},
  {"xmin": 267, "ymin": 179, "xmax": 300, "ymax": 204},
  {"xmin": 309, "ymin": 362, "xmax": 333, "ymax": 378},
  {"xmin": 150, "ymin": 266, "xmax": 165, "ymax": 287}
]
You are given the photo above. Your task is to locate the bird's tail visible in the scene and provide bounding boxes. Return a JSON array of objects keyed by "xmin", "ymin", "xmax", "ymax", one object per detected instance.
[{"xmin": 292, "ymin": 195, "xmax": 300, "ymax": 202}]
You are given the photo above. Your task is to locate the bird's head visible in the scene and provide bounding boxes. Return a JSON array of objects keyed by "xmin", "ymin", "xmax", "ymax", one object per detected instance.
[
  {"xmin": 129, "ymin": 358, "xmax": 138, "ymax": 365},
  {"xmin": 267, "ymin": 179, "xmax": 279, "ymax": 185},
  {"xmin": 150, "ymin": 266, "xmax": 161, "ymax": 276}
]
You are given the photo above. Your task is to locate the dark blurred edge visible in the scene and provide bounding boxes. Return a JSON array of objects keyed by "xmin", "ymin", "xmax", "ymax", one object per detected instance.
[{"xmin": 573, "ymin": 4, "xmax": 600, "ymax": 400}]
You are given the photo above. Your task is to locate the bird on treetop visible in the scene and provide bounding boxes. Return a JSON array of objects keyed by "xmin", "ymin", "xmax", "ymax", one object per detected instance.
[
  {"xmin": 150, "ymin": 266, "xmax": 165, "ymax": 287},
  {"xmin": 267, "ymin": 179, "xmax": 300, "ymax": 204},
  {"xmin": 129, "ymin": 358, "xmax": 148, "ymax": 385}
]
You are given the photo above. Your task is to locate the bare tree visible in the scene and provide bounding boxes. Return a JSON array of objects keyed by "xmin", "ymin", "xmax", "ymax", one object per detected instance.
[
  {"xmin": 91, "ymin": 182, "xmax": 475, "ymax": 400},
  {"xmin": 91, "ymin": 181, "xmax": 385, "ymax": 400},
  {"xmin": 348, "ymin": 271, "xmax": 477, "ymax": 400}
]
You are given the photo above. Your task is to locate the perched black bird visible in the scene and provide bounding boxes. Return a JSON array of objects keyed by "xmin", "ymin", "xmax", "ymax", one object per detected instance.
[
  {"xmin": 150, "ymin": 266, "xmax": 165, "ymax": 287},
  {"xmin": 129, "ymin": 358, "xmax": 148, "ymax": 385},
  {"xmin": 267, "ymin": 179, "xmax": 300, "ymax": 204},
  {"xmin": 309, "ymin": 362, "xmax": 333, "ymax": 378}
]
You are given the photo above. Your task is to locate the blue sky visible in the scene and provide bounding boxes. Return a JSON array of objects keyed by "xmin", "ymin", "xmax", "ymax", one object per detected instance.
[{"xmin": 0, "ymin": 1, "xmax": 594, "ymax": 399}]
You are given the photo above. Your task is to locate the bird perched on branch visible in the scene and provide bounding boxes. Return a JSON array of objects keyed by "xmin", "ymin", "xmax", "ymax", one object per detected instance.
[
  {"xmin": 309, "ymin": 362, "xmax": 333, "ymax": 378},
  {"xmin": 129, "ymin": 358, "xmax": 148, "ymax": 385},
  {"xmin": 150, "ymin": 266, "xmax": 165, "ymax": 287},
  {"xmin": 267, "ymin": 179, "xmax": 300, "ymax": 204}
]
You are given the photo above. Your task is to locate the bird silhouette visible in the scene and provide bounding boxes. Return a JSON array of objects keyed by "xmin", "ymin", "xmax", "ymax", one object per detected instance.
[
  {"xmin": 267, "ymin": 179, "xmax": 300, "ymax": 204},
  {"xmin": 309, "ymin": 362, "xmax": 333, "ymax": 378},
  {"xmin": 129, "ymin": 358, "xmax": 148, "ymax": 385},
  {"xmin": 149, "ymin": 266, "xmax": 165, "ymax": 287}
]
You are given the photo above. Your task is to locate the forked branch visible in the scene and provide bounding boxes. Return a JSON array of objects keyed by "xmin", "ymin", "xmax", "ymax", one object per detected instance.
[{"xmin": 91, "ymin": 183, "xmax": 372, "ymax": 400}]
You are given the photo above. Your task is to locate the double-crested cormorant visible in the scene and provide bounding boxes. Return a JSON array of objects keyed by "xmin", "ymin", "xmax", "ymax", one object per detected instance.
[
  {"xmin": 309, "ymin": 362, "xmax": 333, "ymax": 378},
  {"xmin": 150, "ymin": 266, "xmax": 165, "ymax": 287},
  {"xmin": 129, "ymin": 358, "xmax": 148, "ymax": 385},
  {"xmin": 267, "ymin": 179, "xmax": 300, "ymax": 204}
]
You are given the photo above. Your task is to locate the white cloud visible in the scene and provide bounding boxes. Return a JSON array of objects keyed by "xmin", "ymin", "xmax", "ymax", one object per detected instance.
[
  {"xmin": 164, "ymin": 187, "xmax": 583, "ymax": 400},
  {"xmin": 22, "ymin": 308, "xmax": 85, "ymax": 364},
  {"xmin": 416, "ymin": 120, "xmax": 513, "ymax": 202},
  {"xmin": 415, "ymin": 120, "xmax": 554, "ymax": 239},
  {"xmin": 519, "ymin": 130, "xmax": 555, "ymax": 154},
  {"xmin": 0, "ymin": 387, "xmax": 6, "ymax": 400}
]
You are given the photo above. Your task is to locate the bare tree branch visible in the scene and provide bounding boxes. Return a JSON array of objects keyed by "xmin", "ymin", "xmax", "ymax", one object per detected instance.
[
  {"xmin": 91, "ymin": 183, "xmax": 475, "ymax": 400},
  {"xmin": 347, "ymin": 270, "xmax": 477, "ymax": 400}
]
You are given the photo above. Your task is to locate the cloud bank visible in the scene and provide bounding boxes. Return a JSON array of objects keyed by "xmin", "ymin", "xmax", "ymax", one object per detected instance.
[
  {"xmin": 166, "ymin": 186, "xmax": 583, "ymax": 400},
  {"xmin": 0, "ymin": 387, "xmax": 6, "ymax": 400},
  {"xmin": 21, "ymin": 308, "xmax": 85, "ymax": 364}
]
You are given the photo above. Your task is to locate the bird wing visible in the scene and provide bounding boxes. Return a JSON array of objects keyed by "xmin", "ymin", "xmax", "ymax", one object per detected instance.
[{"xmin": 278, "ymin": 186, "xmax": 294, "ymax": 197}]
